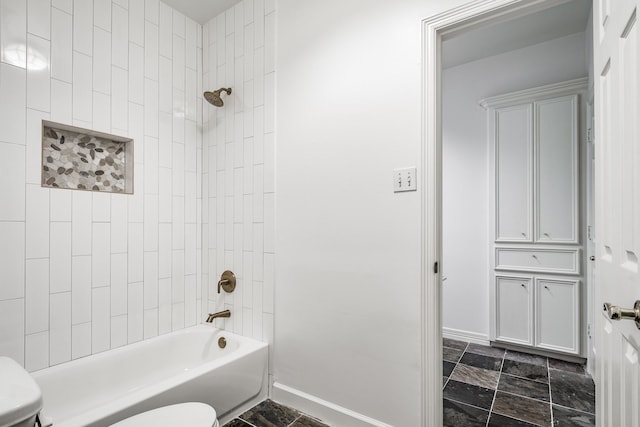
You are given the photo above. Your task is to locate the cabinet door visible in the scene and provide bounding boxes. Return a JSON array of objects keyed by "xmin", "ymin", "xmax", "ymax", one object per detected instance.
[
  {"xmin": 495, "ymin": 275, "xmax": 533, "ymax": 346},
  {"xmin": 535, "ymin": 96, "xmax": 578, "ymax": 243},
  {"xmin": 535, "ymin": 278, "xmax": 579, "ymax": 354},
  {"xmin": 495, "ymin": 105, "xmax": 533, "ymax": 242}
]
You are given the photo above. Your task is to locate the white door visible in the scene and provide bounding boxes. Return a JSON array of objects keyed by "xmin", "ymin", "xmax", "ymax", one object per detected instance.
[{"xmin": 594, "ymin": 0, "xmax": 640, "ymax": 425}]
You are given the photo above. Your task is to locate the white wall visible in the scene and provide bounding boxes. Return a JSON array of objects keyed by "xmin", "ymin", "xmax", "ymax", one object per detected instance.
[
  {"xmin": 200, "ymin": 0, "xmax": 276, "ymax": 347},
  {"xmin": 442, "ymin": 32, "xmax": 588, "ymax": 340},
  {"xmin": 274, "ymin": 1, "xmax": 468, "ymax": 426},
  {"xmin": 0, "ymin": 0, "xmax": 203, "ymax": 371}
]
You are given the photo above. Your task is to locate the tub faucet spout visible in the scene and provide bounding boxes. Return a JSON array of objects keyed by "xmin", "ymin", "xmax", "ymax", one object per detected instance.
[{"xmin": 206, "ymin": 310, "xmax": 231, "ymax": 323}]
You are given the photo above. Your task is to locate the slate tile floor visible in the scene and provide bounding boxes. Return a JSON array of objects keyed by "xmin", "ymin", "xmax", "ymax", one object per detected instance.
[
  {"xmin": 443, "ymin": 338, "xmax": 596, "ymax": 426},
  {"xmin": 222, "ymin": 399, "xmax": 329, "ymax": 427}
]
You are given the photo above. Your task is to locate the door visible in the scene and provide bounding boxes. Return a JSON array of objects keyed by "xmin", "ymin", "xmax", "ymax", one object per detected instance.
[
  {"xmin": 495, "ymin": 275, "xmax": 533, "ymax": 345},
  {"xmin": 594, "ymin": 1, "xmax": 640, "ymax": 426},
  {"xmin": 536, "ymin": 277, "xmax": 579, "ymax": 354}
]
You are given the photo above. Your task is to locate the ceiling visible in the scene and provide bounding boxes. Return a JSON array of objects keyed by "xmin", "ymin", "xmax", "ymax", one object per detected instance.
[
  {"xmin": 442, "ymin": 0, "xmax": 592, "ymax": 69},
  {"xmin": 161, "ymin": 0, "xmax": 242, "ymax": 25}
]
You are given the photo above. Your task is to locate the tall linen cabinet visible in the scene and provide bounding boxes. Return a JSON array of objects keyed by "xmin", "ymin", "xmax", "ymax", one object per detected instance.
[{"xmin": 481, "ymin": 78, "xmax": 588, "ymax": 359}]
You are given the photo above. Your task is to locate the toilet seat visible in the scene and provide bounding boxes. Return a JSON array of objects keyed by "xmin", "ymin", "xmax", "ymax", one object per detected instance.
[{"xmin": 110, "ymin": 402, "xmax": 218, "ymax": 427}]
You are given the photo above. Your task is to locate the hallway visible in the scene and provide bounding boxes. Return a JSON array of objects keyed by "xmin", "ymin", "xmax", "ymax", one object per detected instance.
[{"xmin": 443, "ymin": 338, "xmax": 595, "ymax": 426}]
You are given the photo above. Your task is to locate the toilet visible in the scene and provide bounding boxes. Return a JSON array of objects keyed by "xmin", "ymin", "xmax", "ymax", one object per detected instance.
[{"xmin": 0, "ymin": 357, "xmax": 218, "ymax": 427}]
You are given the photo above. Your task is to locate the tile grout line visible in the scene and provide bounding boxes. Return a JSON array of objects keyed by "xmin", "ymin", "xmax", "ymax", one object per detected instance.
[{"xmin": 547, "ymin": 357, "xmax": 554, "ymax": 427}]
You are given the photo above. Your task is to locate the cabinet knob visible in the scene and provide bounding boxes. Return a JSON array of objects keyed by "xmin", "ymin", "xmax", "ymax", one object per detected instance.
[{"xmin": 521, "ymin": 283, "xmax": 526, "ymax": 288}]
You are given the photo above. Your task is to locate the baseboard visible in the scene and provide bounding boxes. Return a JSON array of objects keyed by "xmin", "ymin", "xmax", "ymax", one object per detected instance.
[
  {"xmin": 271, "ymin": 382, "xmax": 393, "ymax": 427},
  {"xmin": 442, "ymin": 327, "xmax": 490, "ymax": 345}
]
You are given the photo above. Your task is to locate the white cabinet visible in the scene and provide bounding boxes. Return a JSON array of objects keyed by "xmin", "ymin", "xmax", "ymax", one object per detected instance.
[
  {"xmin": 495, "ymin": 276, "xmax": 533, "ymax": 346},
  {"xmin": 482, "ymin": 78, "xmax": 586, "ymax": 358}
]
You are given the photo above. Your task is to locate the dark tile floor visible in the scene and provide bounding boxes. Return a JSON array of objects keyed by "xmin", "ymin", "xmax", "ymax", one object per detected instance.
[
  {"xmin": 222, "ymin": 399, "xmax": 329, "ymax": 427},
  {"xmin": 443, "ymin": 338, "xmax": 596, "ymax": 427}
]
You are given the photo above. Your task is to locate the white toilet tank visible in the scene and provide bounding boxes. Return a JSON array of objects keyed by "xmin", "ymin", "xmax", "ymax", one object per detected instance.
[{"xmin": 0, "ymin": 357, "xmax": 43, "ymax": 427}]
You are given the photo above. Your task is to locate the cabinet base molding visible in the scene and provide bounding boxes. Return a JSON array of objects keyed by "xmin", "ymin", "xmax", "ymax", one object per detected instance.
[
  {"xmin": 490, "ymin": 340, "xmax": 586, "ymax": 364},
  {"xmin": 443, "ymin": 328, "xmax": 490, "ymax": 346}
]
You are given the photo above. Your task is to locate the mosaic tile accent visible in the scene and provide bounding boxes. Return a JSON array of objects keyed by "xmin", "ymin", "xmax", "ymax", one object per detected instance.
[{"xmin": 41, "ymin": 122, "xmax": 133, "ymax": 193}]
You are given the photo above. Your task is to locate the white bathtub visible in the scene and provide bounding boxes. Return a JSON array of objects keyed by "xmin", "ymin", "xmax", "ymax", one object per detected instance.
[{"xmin": 30, "ymin": 325, "xmax": 268, "ymax": 427}]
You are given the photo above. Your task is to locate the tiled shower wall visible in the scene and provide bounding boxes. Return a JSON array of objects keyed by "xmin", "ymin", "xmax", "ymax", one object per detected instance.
[
  {"xmin": 201, "ymin": 0, "xmax": 275, "ymax": 345},
  {"xmin": 0, "ymin": 0, "xmax": 204, "ymax": 370}
]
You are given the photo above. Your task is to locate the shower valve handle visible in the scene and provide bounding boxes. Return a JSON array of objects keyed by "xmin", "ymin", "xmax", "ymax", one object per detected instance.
[{"xmin": 217, "ymin": 270, "xmax": 236, "ymax": 294}]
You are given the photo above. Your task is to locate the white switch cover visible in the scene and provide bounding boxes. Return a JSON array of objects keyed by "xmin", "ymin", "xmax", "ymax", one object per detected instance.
[{"xmin": 393, "ymin": 167, "xmax": 417, "ymax": 192}]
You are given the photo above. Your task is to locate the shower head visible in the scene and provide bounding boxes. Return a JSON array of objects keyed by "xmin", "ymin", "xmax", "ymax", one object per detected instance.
[{"xmin": 204, "ymin": 88, "xmax": 232, "ymax": 107}]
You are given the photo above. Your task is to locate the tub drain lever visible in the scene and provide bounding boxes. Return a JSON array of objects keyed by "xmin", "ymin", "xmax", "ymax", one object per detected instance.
[{"xmin": 217, "ymin": 270, "xmax": 236, "ymax": 294}]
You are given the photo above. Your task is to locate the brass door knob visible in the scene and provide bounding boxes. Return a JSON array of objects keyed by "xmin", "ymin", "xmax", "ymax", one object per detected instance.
[
  {"xmin": 603, "ymin": 301, "xmax": 640, "ymax": 329},
  {"xmin": 218, "ymin": 270, "xmax": 236, "ymax": 294}
]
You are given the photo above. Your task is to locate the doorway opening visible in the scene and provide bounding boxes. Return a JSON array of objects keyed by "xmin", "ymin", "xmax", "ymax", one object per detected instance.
[{"xmin": 421, "ymin": 1, "xmax": 595, "ymax": 425}]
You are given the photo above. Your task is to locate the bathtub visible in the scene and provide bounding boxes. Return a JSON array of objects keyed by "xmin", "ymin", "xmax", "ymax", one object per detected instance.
[{"xmin": 30, "ymin": 324, "xmax": 268, "ymax": 427}]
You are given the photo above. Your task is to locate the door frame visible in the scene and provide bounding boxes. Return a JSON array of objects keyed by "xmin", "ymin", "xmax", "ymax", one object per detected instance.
[{"xmin": 420, "ymin": 0, "xmax": 589, "ymax": 424}]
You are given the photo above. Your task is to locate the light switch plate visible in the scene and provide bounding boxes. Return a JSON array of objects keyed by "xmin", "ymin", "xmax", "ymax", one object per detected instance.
[{"xmin": 393, "ymin": 167, "xmax": 417, "ymax": 192}]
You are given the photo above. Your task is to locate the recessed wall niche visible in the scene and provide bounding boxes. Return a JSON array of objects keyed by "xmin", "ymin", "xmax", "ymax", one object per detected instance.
[{"xmin": 41, "ymin": 120, "xmax": 134, "ymax": 194}]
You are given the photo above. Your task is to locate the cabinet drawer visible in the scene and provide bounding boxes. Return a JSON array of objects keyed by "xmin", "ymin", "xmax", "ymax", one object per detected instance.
[{"xmin": 495, "ymin": 248, "xmax": 580, "ymax": 274}]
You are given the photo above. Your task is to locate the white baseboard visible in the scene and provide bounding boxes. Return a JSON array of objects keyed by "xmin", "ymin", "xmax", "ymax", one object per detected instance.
[
  {"xmin": 442, "ymin": 327, "xmax": 490, "ymax": 345},
  {"xmin": 271, "ymin": 382, "xmax": 393, "ymax": 427}
]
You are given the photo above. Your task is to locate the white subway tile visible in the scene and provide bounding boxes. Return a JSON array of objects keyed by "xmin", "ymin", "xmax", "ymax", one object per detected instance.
[
  {"xmin": 92, "ymin": 192, "xmax": 111, "ymax": 223},
  {"xmin": 0, "ymin": 222, "xmax": 25, "ymax": 300},
  {"xmin": 91, "ymin": 223, "xmax": 110, "ymax": 288},
  {"xmin": 91, "ymin": 286, "xmax": 110, "ymax": 353},
  {"xmin": 1, "ymin": 0, "xmax": 26, "ymax": 67},
  {"xmin": 0, "ymin": 299, "xmax": 25, "ymax": 366},
  {"xmin": 94, "ymin": 0, "xmax": 111, "ymax": 32},
  {"xmin": 144, "ymin": 308, "xmax": 158, "ymax": 338},
  {"xmin": 158, "ymin": 223, "xmax": 171, "ymax": 278},
  {"xmin": 185, "ymin": 69, "xmax": 197, "ymax": 122},
  {"xmin": 243, "ymin": 253, "xmax": 254, "ymax": 306},
  {"xmin": 50, "ymin": 78, "xmax": 72, "ymax": 124},
  {"xmin": 244, "ymin": 0, "xmax": 254, "ymax": 24},
  {"xmin": 185, "ymin": 224, "xmax": 196, "ymax": 275},
  {"xmin": 158, "ymin": 57, "xmax": 172, "ymax": 112},
  {"xmin": 110, "ymin": 314, "xmax": 127, "ymax": 348},
  {"xmin": 143, "ymin": 251, "xmax": 158, "ymax": 309},
  {"xmin": 73, "ymin": 0, "xmax": 93, "ymax": 56},
  {"xmin": 26, "ymin": 109, "xmax": 49, "ymax": 185},
  {"xmin": 172, "ymin": 35, "xmax": 185, "ymax": 90},
  {"xmin": 71, "ymin": 255, "xmax": 91, "ymax": 324},
  {"xmin": 158, "ymin": 167, "xmax": 172, "ymax": 222},
  {"xmin": 51, "ymin": 0, "xmax": 71, "ymax": 13},
  {"xmin": 254, "ymin": 0, "xmax": 264, "ymax": 48},
  {"xmin": 253, "ymin": 47, "xmax": 264, "ymax": 106},
  {"xmin": 144, "ymin": 195, "xmax": 159, "ymax": 251},
  {"xmin": 25, "ymin": 258, "xmax": 49, "ymax": 334},
  {"xmin": 128, "ymin": 102, "xmax": 144, "ymax": 158},
  {"xmin": 51, "ymin": 8, "xmax": 72, "ymax": 82},
  {"xmin": 49, "ymin": 291, "xmax": 71, "ymax": 365},
  {"xmin": 50, "ymin": 222, "xmax": 72, "ymax": 293},
  {"xmin": 244, "ymin": 28, "xmax": 254, "ymax": 82},
  {"xmin": 128, "ymin": 43, "xmax": 144, "ymax": 104},
  {"xmin": 185, "ymin": 172, "xmax": 196, "ymax": 223},
  {"xmin": 216, "ymin": 14, "xmax": 225, "ymax": 50},
  {"xmin": 26, "ymin": 35, "xmax": 50, "ymax": 113},
  {"xmin": 110, "ymin": 253, "xmax": 127, "ymax": 315},
  {"xmin": 71, "ymin": 322, "xmax": 91, "ymax": 359},
  {"xmin": 145, "ymin": 0, "xmax": 159, "ymax": 25},
  {"xmin": 27, "ymin": 0, "xmax": 50, "ymax": 39},
  {"xmin": 253, "ymin": 224, "xmax": 263, "ymax": 280},
  {"xmin": 184, "ymin": 274, "xmax": 196, "ymax": 326},
  {"xmin": 128, "ymin": 281, "xmax": 143, "ymax": 343},
  {"xmin": 25, "ymin": 331, "xmax": 49, "ymax": 372},
  {"xmin": 264, "ymin": 72, "xmax": 275, "ymax": 133},
  {"xmin": 71, "ymin": 191, "xmax": 92, "ymax": 255},
  {"xmin": 185, "ymin": 18, "xmax": 197, "ymax": 70},
  {"xmin": 144, "ymin": 22, "xmax": 158, "ymax": 80},
  {"xmin": 172, "ymin": 196, "xmax": 185, "ymax": 250},
  {"xmin": 234, "ymin": 4, "xmax": 244, "ymax": 57},
  {"xmin": 264, "ymin": 253, "xmax": 274, "ymax": 313},
  {"xmin": 243, "ymin": 196, "xmax": 253, "ymax": 250},
  {"xmin": 0, "ymin": 64, "xmax": 26, "ymax": 145},
  {"xmin": 92, "ymin": 91, "xmax": 111, "ymax": 133},
  {"xmin": 173, "ymin": 89, "xmax": 185, "ymax": 142},
  {"xmin": 110, "ymin": 195, "xmax": 127, "ymax": 253},
  {"xmin": 225, "ymin": 7, "xmax": 234, "ymax": 35},
  {"xmin": 185, "ymin": 121, "xmax": 197, "ymax": 171},
  {"xmin": 172, "ymin": 9, "xmax": 185, "ymax": 37},
  {"xmin": 111, "ymin": 67, "xmax": 128, "ymax": 130},
  {"xmin": 50, "ymin": 189, "xmax": 71, "ymax": 221},
  {"xmin": 158, "ymin": 277, "xmax": 171, "ymax": 333},
  {"xmin": 144, "ymin": 137, "xmax": 159, "ymax": 194},
  {"xmin": 263, "ymin": 193, "xmax": 274, "ymax": 253},
  {"xmin": 26, "ymin": 184, "xmax": 49, "ymax": 259},
  {"xmin": 129, "ymin": 0, "xmax": 145, "ymax": 47},
  {"xmin": 93, "ymin": 28, "xmax": 112, "ymax": 95},
  {"xmin": 112, "ymin": 5, "xmax": 129, "ymax": 69},
  {"xmin": 265, "ymin": 0, "xmax": 275, "ymax": 15},
  {"xmin": 128, "ymin": 190, "xmax": 144, "ymax": 224},
  {"xmin": 144, "ymin": 79, "xmax": 159, "ymax": 137},
  {"xmin": 158, "ymin": 2, "xmax": 172, "ymax": 58},
  {"xmin": 127, "ymin": 223, "xmax": 144, "ymax": 282},
  {"xmin": 171, "ymin": 250, "xmax": 184, "ymax": 302},
  {"xmin": 72, "ymin": 52, "xmax": 92, "ymax": 123},
  {"xmin": 171, "ymin": 302, "xmax": 184, "ymax": 330},
  {"xmin": 172, "ymin": 142, "xmax": 184, "ymax": 195},
  {"xmin": 113, "ymin": 0, "xmax": 128, "ymax": 9},
  {"xmin": 158, "ymin": 115, "xmax": 172, "ymax": 169}
]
